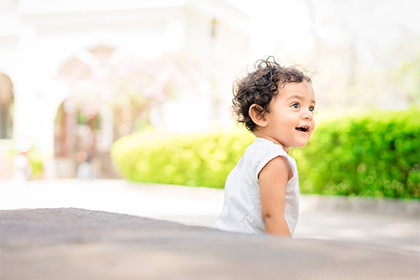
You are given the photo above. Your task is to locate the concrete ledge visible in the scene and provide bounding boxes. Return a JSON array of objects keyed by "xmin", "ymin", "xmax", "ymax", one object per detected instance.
[{"xmin": 1, "ymin": 208, "xmax": 419, "ymax": 279}]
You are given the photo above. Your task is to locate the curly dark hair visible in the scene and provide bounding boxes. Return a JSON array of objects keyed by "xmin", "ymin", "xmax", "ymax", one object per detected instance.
[{"xmin": 232, "ymin": 57, "xmax": 312, "ymax": 132}]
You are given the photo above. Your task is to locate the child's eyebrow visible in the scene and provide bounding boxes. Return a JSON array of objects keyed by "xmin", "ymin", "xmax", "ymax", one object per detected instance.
[{"xmin": 286, "ymin": 94, "xmax": 316, "ymax": 104}]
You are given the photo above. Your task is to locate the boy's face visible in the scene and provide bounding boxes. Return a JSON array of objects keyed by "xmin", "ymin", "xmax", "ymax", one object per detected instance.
[{"xmin": 256, "ymin": 81, "xmax": 316, "ymax": 153}]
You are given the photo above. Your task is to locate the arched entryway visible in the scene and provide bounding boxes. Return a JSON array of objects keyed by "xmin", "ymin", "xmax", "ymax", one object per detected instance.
[
  {"xmin": 0, "ymin": 73, "xmax": 14, "ymax": 140},
  {"xmin": 0, "ymin": 73, "xmax": 15, "ymax": 179},
  {"xmin": 54, "ymin": 46, "xmax": 118, "ymax": 178},
  {"xmin": 54, "ymin": 99, "xmax": 107, "ymax": 178},
  {"xmin": 53, "ymin": 46, "xmax": 197, "ymax": 178}
]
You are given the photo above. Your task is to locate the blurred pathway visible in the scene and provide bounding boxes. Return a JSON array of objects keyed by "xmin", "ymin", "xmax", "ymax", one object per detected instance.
[{"xmin": 1, "ymin": 179, "xmax": 419, "ymax": 255}]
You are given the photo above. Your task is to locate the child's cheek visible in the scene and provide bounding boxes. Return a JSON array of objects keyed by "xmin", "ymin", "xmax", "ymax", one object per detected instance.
[{"xmin": 310, "ymin": 122, "xmax": 316, "ymax": 137}]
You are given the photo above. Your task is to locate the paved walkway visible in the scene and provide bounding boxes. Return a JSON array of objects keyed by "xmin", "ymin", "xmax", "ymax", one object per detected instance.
[{"xmin": 1, "ymin": 179, "xmax": 419, "ymax": 255}]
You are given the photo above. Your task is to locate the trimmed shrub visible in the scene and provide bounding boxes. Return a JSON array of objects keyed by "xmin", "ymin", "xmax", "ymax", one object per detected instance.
[
  {"xmin": 111, "ymin": 130, "xmax": 254, "ymax": 188},
  {"xmin": 111, "ymin": 107, "xmax": 420, "ymax": 198},
  {"xmin": 290, "ymin": 107, "xmax": 420, "ymax": 199}
]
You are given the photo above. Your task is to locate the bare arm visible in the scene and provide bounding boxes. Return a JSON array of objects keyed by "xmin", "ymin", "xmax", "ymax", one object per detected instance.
[{"xmin": 259, "ymin": 156, "xmax": 291, "ymax": 236}]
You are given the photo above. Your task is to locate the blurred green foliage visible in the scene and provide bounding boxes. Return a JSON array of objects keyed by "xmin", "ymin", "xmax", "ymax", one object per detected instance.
[
  {"xmin": 292, "ymin": 106, "xmax": 420, "ymax": 199},
  {"xmin": 28, "ymin": 150, "xmax": 43, "ymax": 178},
  {"xmin": 8, "ymin": 146, "xmax": 44, "ymax": 178},
  {"xmin": 111, "ymin": 107, "xmax": 420, "ymax": 198},
  {"xmin": 111, "ymin": 130, "xmax": 254, "ymax": 188}
]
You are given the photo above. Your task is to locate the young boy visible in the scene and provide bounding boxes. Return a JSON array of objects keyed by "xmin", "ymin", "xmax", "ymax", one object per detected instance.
[{"xmin": 214, "ymin": 57, "xmax": 316, "ymax": 237}]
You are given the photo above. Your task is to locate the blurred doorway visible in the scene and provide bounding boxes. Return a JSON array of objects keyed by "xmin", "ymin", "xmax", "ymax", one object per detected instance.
[
  {"xmin": 54, "ymin": 99, "xmax": 118, "ymax": 178},
  {"xmin": 0, "ymin": 73, "xmax": 14, "ymax": 179},
  {"xmin": 0, "ymin": 73, "xmax": 13, "ymax": 140},
  {"xmin": 53, "ymin": 46, "xmax": 121, "ymax": 178}
]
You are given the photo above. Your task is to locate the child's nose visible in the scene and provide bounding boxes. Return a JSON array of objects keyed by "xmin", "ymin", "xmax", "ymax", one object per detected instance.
[{"xmin": 302, "ymin": 110, "xmax": 313, "ymax": 120}]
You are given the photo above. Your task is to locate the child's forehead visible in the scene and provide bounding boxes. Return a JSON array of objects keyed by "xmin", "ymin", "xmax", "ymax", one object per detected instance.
[{"xmin": 276, "ymin": 81, "xmax": 316, "ymax": 101}]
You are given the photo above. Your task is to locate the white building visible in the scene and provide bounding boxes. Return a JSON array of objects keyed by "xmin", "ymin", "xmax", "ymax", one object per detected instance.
[{"xmin": 0, "ymin": 0, "xmax": 250, "ymax": 179}]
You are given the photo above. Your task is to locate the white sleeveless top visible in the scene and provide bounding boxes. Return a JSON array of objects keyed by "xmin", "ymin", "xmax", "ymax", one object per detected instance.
[{"xmin": 214, "ymin": 137, "xmax": 300, "ymax": 236}]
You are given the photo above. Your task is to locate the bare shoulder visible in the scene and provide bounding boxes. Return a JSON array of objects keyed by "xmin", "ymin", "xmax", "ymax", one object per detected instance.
[{"xmin": 259, "ymin": 156, "xmax": 292, "ymax": 182}]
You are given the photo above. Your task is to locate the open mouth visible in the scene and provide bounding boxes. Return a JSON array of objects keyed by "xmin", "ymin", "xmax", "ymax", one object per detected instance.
[{"xmin": 295, "ymin": 126, "xmax": 309, "ymax": 132}]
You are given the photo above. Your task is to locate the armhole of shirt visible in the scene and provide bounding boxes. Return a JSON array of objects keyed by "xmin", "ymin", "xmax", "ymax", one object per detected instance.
[{"xmin": 283, "ymin": 156, "xmax": 295, "ymax": 181}]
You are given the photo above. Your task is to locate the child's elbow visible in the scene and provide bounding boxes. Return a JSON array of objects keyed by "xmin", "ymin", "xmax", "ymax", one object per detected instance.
[{"xmin": 263, "ymin": 214, "xmax": 291, "ymax": 236}]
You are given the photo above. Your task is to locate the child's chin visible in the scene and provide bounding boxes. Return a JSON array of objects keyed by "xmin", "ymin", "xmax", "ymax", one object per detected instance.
[{"xmin": 295, "ymin": 142, "xmax": 308, "ymax": 148}]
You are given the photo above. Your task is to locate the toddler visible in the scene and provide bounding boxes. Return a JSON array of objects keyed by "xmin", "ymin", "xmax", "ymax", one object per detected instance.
[{"xmin": 214, "ymin": 57, "xmax": 316, "ymax": 236}]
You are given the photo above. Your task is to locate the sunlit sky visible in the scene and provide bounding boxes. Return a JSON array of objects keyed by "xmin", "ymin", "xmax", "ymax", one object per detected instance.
[{"xmin": 229, "ymin": 0, "xmax": 420, "ymax": 64}]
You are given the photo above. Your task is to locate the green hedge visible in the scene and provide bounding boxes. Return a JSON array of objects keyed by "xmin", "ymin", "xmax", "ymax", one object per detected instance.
[
  {"xmin": 292, "ymin": 107, "xmax": 420, "ymax": 199},
  {"xmin": 111, "ymin": 107, "xmax": 420, "ymax": 198},
  {"xmin": 111, "ymin": 130, "xmax": 254, "ymax": 188}
]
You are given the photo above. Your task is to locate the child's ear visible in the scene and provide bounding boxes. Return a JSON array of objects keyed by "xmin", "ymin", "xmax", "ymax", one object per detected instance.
[{"xmin": 249, "ymin": 104, "xmax": 268, "ymax": 127}]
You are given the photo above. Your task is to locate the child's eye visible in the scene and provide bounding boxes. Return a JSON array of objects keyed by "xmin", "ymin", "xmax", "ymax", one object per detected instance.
[
  {"xmin": 291, "ymin": 102, "xmax": 300, "ymax": 109},
  {"xmin": 309, "ymin": 106, "xmax": 319, "ymax": 116}
]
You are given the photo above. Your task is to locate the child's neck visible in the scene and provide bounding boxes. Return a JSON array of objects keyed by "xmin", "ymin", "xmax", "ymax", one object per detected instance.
[{"xmin": 253, "ymin": 131, "xmax": 289, "ymax": 154}]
